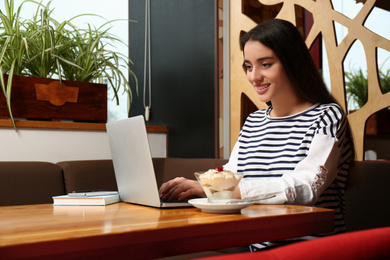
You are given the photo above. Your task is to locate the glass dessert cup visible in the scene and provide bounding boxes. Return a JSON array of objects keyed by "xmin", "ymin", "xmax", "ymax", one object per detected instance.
[{"xmin": 194, "ymin": 171, "xmax": 243, "ymax": 205}]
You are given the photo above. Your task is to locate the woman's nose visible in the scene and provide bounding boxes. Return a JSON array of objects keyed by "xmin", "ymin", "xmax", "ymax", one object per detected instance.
[{"xmin": 247, "ymin": 68, "xmax": 263, "ymax": 82}]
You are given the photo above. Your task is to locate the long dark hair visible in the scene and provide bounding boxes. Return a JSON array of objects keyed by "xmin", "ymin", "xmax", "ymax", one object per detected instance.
[
  {"xmin": 240, "ymin": 19, "xmax": 336, "ymax": 105},
  {"xmin": 241, "ymin": 19, "xmax": 355, "ymax": 162}
]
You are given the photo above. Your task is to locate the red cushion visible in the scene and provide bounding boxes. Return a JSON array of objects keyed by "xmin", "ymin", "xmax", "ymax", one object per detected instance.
[{"xmin": 194, "ymin": 227, "xmax": 390, "ymax": 260}]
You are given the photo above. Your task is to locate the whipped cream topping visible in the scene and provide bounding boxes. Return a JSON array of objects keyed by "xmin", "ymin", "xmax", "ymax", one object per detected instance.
[{"xmin": 197, "ymin": 169, "xmax": 243, "ymax": 199}]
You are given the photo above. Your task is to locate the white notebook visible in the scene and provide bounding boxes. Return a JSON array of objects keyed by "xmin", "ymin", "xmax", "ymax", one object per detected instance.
[{"xmin": 53, "ymin": 194, "xmax": 120, "ymax": 206}]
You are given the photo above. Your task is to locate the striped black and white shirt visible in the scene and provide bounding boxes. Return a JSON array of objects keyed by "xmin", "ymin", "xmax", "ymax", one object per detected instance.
[{"xmin": 225, "ymin": 103, "xmax": 352, "ymax": 234}]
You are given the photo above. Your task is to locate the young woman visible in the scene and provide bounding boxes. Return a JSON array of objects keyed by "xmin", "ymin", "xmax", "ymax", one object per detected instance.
[{"xmin": 159, "ymin": 19, "xmax": 353, "ymax": 242}]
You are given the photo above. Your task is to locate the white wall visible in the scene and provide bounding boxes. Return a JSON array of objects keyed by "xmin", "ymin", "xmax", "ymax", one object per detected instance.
[{"xmin": 0, "ymin": 128, "xmax": 166, "ymax": 163}]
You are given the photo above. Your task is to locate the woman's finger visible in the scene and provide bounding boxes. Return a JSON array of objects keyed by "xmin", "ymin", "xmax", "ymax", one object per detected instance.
[{"xmin": 159, "ymin": 177, "xmax": 187, "ymax": 200}]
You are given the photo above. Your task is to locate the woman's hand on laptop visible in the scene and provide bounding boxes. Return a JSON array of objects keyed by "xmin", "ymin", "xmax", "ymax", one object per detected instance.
[{"xmin": 159, "ymin": 177, "xmax": 205, "ymax": 201}]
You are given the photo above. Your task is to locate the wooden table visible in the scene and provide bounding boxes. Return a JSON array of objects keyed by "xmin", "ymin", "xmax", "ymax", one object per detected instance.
[{"xmin": 0, "ymin": 203, "xmax": 334, "ymax": 260}]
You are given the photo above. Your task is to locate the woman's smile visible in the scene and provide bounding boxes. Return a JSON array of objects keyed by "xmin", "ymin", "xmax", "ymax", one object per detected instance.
[{"xmin": 254, "ymin": 83, "xmax": 270, "ymax": 95}]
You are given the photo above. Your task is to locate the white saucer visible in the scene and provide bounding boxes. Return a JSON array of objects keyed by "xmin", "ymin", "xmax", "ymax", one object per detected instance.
[{"xmin": 188, "ymin": 198, "xmax": 254, "ymax": 214}]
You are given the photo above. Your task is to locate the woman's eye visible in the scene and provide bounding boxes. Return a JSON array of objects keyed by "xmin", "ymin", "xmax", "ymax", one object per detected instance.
[
  {"xmin": 244, "ymin": 64, "xmax": 252, "ymax": 71},
  {"xmin": 262, "ymin": 63, "xmax": 271, "ymax": 68}
]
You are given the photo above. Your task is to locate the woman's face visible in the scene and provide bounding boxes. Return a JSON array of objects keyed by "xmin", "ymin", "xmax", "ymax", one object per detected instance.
[{"xmin": 243, "ymin": 40, "xmax": 294, "ymax": 104}]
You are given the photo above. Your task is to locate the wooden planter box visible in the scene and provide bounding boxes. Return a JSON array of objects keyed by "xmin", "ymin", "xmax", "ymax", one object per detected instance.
[{"xmin": 0, "ymin": 75, "xmax": 107, "ymax": 122}]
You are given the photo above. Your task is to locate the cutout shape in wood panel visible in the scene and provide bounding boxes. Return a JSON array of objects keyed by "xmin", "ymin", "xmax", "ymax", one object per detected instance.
[
  {"xmin": 377, "ymin": 48, "xmax": 390, "ymax": 95},
  {"xmin": 344, "ymin": 40, "xmax": 367, "ymax": 113},
  {"xmin": 334, "ymin": 21, "xmax": 348, "ymax": 46}
]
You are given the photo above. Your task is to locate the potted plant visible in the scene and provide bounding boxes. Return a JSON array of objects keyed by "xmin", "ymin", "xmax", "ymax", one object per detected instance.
[
  {"xmin": 0, "ymin": 0, "xmax": 137, "ymax": 128},
  {"xmin": 345, "ymin": 66, "xmax": 390, "ymax": 134},
  {"xmin": 346, "ymin": 62, "xmax": 390, "ymax": 109}
]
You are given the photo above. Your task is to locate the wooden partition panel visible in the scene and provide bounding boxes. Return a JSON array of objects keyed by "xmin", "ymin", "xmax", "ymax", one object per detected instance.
[{"xmin": 229, "ymin": 0, "xmax": 390, "ymax": 160}]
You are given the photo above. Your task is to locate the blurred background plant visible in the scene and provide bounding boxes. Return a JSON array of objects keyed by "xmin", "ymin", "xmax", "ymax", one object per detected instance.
[{"xmin": 345, "ymin": 61, "xmax": 390, "ymax": 111}]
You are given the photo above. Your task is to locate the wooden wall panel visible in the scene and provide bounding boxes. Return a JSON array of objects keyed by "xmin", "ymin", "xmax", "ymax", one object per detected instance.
[{"xmin": 229, "ymin": 0, "xmax": 390, "ymax": 160}]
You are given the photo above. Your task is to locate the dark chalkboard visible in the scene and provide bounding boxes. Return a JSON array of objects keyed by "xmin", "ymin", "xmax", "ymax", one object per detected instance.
[{"xmin": 128, "ymin": 0, "xmax": 216, "ymax": 158}]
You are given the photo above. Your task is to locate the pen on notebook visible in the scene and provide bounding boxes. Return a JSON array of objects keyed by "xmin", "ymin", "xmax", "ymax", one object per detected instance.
[{"xmin": 68, "ymin": 191, "xmax": 119, "ymax": 197}]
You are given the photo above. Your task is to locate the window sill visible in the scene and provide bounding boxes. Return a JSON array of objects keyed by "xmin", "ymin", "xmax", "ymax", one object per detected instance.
[{"xmin": 0, "ymin": 119, "xmax": 168, "ymax": 133}]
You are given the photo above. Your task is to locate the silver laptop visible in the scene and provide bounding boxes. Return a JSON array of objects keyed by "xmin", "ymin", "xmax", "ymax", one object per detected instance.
[{"xmin": 106, "ymin": 115, "xmax": 190, "ymax": 208}]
